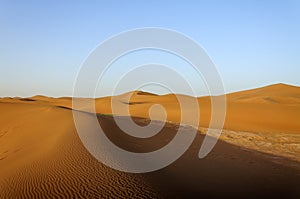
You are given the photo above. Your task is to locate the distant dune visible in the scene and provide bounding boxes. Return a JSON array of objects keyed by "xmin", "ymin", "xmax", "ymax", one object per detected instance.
[
  {"xmin": 227, "ymin": 83, "xmax": 300, "ymax": 104},
  {"xmin": 7, "ymin": 83, "xmax": 299, "ymax": 134},
  {"xmin": 0, "ymin": 83, "xmax": 300, "ymax": 198}
]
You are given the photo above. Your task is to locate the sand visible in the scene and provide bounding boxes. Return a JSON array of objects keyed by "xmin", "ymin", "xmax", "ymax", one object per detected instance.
[
  {"xmin": 8, "ymin": 83, "xmax": 299, "ymax": 161},
  {"xmin": 0, "ymin": 83, "xmax": 300, "ymax": 198},
  {"xmin": 0, "ymin": 103, "xmax": 158, "ymax": 198},
  {"xmin": 6, "ymin": 83, "xmax": 300, "ymax": 134}
]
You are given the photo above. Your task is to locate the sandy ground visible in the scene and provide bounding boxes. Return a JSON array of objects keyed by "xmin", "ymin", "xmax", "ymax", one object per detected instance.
[
  {"xmin": 3, "ymin": 83, "xmax": 299, "ymax": 162},
  {"xmin": 0, "ymin": 83, "xmax": 300, "ymax": 198},
  {"xmin": 0, "ymin": 103, "xmax": 159, "ymax": 198}
]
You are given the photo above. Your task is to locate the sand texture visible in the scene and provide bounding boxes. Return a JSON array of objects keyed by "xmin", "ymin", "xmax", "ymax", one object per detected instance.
[{"xmin": 0, "ymin": 83, "xmax": 300, "ymax": 198}]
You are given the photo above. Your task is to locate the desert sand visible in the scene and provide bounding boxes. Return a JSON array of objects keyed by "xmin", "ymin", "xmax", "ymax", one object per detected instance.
[{"xmin": 0, "ymin": 83, "xmax": 300, "ymax": 198}]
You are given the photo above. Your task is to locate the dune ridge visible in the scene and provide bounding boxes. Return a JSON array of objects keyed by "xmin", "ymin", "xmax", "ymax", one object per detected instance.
[
  {"xmin": 0, "ymin": 100, "xmax": 299, "ymax": 198},
  {"xmin": 4, "ymin": 83, "xmax": 300, "ymax": 133},
  {"xmin": 2, "ymin": 83, "xmax": 299, "ymax": 163},
  {"xmin": 1, "ymin": 83, "xmax": 300, "ymax": 198},
  {"xmin": 0, "ymin": 103, "xmax": 159, "ymax": 198}
]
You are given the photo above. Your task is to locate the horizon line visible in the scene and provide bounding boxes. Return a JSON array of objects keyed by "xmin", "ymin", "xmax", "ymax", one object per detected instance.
[{"xmin": 2, "ymin": 82, "xmax": 299, "ymax": 99}]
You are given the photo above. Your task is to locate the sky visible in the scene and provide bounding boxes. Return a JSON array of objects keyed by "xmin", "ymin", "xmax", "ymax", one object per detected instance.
[{"xmin": 0, "ymin": 0, "xmax": 300, "ymax": 97}]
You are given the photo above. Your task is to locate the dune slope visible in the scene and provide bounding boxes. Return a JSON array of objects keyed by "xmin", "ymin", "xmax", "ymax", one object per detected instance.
[
  {"xmin": 0, "ymin": 101, "xmax": 299, "ymax": 198},
  {"xmin": 0, "ymin": 102, "xmax": 158, "ymax": 198}
]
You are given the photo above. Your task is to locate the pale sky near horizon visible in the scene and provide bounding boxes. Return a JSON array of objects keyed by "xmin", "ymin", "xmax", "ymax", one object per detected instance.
[{"xmin": 1, "ymin": 0, "xmax": 300, "ymax": 97}]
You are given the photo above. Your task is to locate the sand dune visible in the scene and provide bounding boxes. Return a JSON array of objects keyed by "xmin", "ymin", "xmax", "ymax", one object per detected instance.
[
  {"xmin": 1, "ymin": 83, "xmax": 300, "ymax": 162},
  {"xmin": 227, "ymin": 83, "xmax": 300, "ymax": 104},
  {"xmin": 0, "ymin": 83, "xmax": 300, "ymax": 198},
  {"xmin": 8, "ymin": 83, "xmax": 299, "ymax": 134},
  {"xmin": 110, "ymin": 83, "xmax": 300, "ymax": 134},
  {"xmin": 0, "ymin": 102, "xmax": 159, "ymax": 198},
  {"xmin": 0, "ymin": 101, "xmax": 299, "ymax": 198}
]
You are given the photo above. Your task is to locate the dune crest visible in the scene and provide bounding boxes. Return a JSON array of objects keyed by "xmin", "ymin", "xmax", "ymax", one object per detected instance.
[
  {"xmin": 0, "ymin": 100, "xmax": 299, "ymax": 198},
  {"xmin": 1, "ymin": 83, "xmax": 299, "ymax": 163}
]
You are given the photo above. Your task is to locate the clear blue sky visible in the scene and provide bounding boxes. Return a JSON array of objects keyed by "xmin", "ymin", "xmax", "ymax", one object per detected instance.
[{"xmin": 1, "ymin": 0, "xmax": 299, "ymax": 97}]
